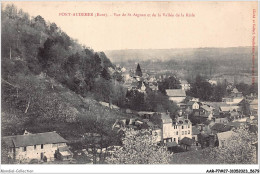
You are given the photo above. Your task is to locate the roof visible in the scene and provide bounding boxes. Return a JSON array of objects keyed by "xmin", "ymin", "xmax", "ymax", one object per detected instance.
[
  {"xmin": 192, "ymin": 126, "xmax": 200, "ymax": 135},
  {"xmin": 217, "ymin": 131, "xmax": 234, "ymax": 141},
  {"xmin": 201, "ymin": 102, "xmax": 229, "ymax": 109},
  {"xmin": 166, "ymin": 141, "xmax": 178, "ymax": 147},
  {"xmin": 58, "ymin": 146, "xmax": 73, "ymax": 156},
  {"xmin": 180, "ymin": 137, "xmax": 194, "ymax": 146},
  {"xmin": 2, "ymin": 132, "xmax": 67, "ymax": 148},
  {"xmin": 187, "ymin": 101, "xmax": 196, "ymax": 106},
  {"xmin": 173, "ymin": 116, "xmax": 191, "ymax": 125},
  {"xmin": 201, "ymin": 105, "xmax": 213, "ymax": 112},
  {"xmin": 227, "ymin": 121, "xmax": 245, "ymax": 128},
  {"xmin": 160, "ymin": 113, "xmax": 172, "ymax": 124},
  {"xmin": 180, "ymin": 80, "xmax": 189, "ymax": 84},
  {"xmin": 250, "ymin": 99, "xmax": 258, "ymax": 105},
  {"xmin": 211, "ymin": 123, "xmax": 232, "ymax": 132},
  {"xmin": 166, "ymin": 89, "xmax": 186, "ymax": 97},
  {"xmin": 220, "ymin": 106, "xmax": 239, "ymax": 112},
  {"xmin": 232, "ymin": 88, "xmax": 239, "ymax": 93}
]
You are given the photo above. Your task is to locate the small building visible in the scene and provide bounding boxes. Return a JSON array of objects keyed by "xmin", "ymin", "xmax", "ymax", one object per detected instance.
[
  {"xmin": 56, "ymin": 146, "xmax": 73, "ymax": 161},
  {"xmin": 166, "ymin": 89, "xmax": 186, "ymax": 103},
  {"xmin": 180, "ymin": 80, "xmax": 190, "ymax": 91},
  {"xmin": 2, "ymin": 131, "xmax": 72, "ymax": 163},
  {"xmin": 249, "ymin": 99, "xmax": 258, "ymax": 115},
  {"xmin": 179, "ymin": 137, "xmax": 194, "ymax": 150},
  {"xmin": 217, "ymin": 131, "xmax": 234, "ymax": 148},
  {"xmin": 219, "ymin": 106, "xmax": 240, "ymax": 113},
  {"xmin": 186, "ymin": 101, "xmax": 200, "ymax": 110}
]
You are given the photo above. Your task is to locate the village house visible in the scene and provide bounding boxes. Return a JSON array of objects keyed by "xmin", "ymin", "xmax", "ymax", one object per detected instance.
[
  {"xmin": 219, "ymin": 105, "xmax": 240, "ymax": 114},
  {"xmin": 180, "ymin": 80, "xmax": 190, "ymax": 91},
  {"xmin": 249, "ymin": 98, "xmax": 258, "ymax": 116},
  {"xmin": 179, "ymin": 137, "xmax": 194, "ymax": 150},
  {"xmin": 160, "ymin": 113, "xmax": 192, "ymax": 144},
  {"xmin": 2, "ymin": 131, "xmax": 73, "ymax": 163},
  {"xmin": 208, "ymin": 79, "xmax": 218, "ymax": 86},
  {"xmin": 186, "ymin": 101, "xmax": 200, "ymax": 110},
  {"xmin": 222, "ymin": 88, "xmax": 243, "ymax": 104},
  {"xmin": 166, "ymin": 89, "xmax": 186, "ymax": 103},
  {"xmin": 217, "ymin": 131, "xmax": 234, "ymax": 148}
]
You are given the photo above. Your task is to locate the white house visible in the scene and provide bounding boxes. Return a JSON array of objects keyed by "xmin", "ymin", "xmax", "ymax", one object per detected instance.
[
  {"xmin": 2, "ymin": 131, "xmax": 73, "ymax": 163},
  {"xmin": 180, "ymin": 80, "xmax": 190, "ymax": 91},
  {"xmin": 166, "ymin": 89, "xmax": 186, "ymax": 103},
  {"xmin": 160, "ymin": 113, "xmax": 192, "ymax": 144},
  {"xmin": 186, "ymin": 101, "xmax": 200, "ymax": 110}
]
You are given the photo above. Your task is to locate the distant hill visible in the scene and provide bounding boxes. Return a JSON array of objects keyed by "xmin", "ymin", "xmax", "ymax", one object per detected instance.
[
  {"xmin": 105, "ymin": 47, "xmax": 258, "ymax": 84},
  {"xmin": 105, "ymin": 47, "xmax": 256, "ymax": 63}
]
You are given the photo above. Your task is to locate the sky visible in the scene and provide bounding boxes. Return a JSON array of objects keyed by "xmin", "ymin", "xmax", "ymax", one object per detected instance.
[{"xmin": 4, "ymin": 1, "xmax": 258, "ymax": 52}]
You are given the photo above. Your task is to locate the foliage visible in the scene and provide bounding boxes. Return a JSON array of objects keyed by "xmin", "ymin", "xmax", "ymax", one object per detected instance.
[
  {"xmin": 106, "ymin": 129, "xmax": 172, "ymax": 164},
  {"xmin": 125, "ymin": 89, "xmax": 146, "ymax": 111},
  {"xmin": 187, "ymin": 75, "xmax": 228, "ymax": 102},
  {"xmin": 158, "ymin": 76, "xmax": 181, "ymax": 94},
  {"xmin": 1, "ymin": 4, "xmax": 123, "ymax": 99},
  {"xmin": 236, "ymin": 82, "xmax": 258, "ymax": 96},
  {"xmin": 209, "ymin": 125, "xmax": 257, "ymax": 164},
  {"xmin": 145, "ymin": 90, "xmax": 179, "ymax": 114}
]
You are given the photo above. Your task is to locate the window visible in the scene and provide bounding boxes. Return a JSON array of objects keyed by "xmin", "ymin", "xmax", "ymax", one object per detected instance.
[
  {"xmin": 23, "ymin": 147, "xmax": 27, "ymax": 152},
  {"xmin": 173, "ymin": 138, "xmax": 176, "ymax": 142},
  {"xmin": 182, "ymin": 126, "xmax": 184, "ymax": 129},
  {"xmin": 188, "ymin": 124, "xmax": 190, "ymax": 128},
  {"xmin": 185, "ymin": 131, "xmax": 187, "ymax": 135},
  {"xmin": 34, "ymin": 145, "xmax": 36, "ymax": 150},
  {"xmin": 182, "ymin": 131, "xmax": 184, "ymax": 135},
  {"xmin": 188, "ymin": 130, "xmax": 190, "ymax": 134},
  {"xmin": 176, "ymin": 131, "xmax": 178, "ymax": 135},
  {"xmin": 41, "ymin": 144, "xmax": 44, "ymax": 149}
]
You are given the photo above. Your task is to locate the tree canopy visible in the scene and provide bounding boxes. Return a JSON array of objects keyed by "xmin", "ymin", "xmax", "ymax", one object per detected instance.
[
  {"xmin": 106, "ymin": 129, "xmax": 172, "ymax": 164},
  {"xmin": 209, "ymin": 125, "xmax": 257, "ymax": 164}
]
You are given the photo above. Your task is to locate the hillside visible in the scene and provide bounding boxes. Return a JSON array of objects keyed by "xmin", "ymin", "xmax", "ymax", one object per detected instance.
[{"xmin": 1, "ymin": 4, "xmax": 128, "ymax": 141}]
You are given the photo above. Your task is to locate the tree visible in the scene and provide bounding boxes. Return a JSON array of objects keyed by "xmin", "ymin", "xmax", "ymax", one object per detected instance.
[
  {"xmin": 126, "ymin": 89, "xmax": 145, "ymax": 111},
  {"xmin": 211, "ymin": 83, "xmax": 226, "ymax": 102},
  {"xmin": 209, "ymin": 125, "xmax": 257, "ymax": 164},
  {"xmin": 145, "ymin": 90, "xmax": 179, "ymax": 115},
  {"xmin": 106, "ymin": 129, "xmax": 172, "ymax": 164},
  {"xmin": 101, "ymin": 68, "xmax": 111, "ymax": 80},
  {"xmin": 158, "ymin": 76, "xmax": 181, "ymax": 94},
  {"xmin": 188, "ymin": 75, "xmax": 213, "ymax": 101},
  {"xmin": 135, "ymin": 63, "xmax": 142, "ymax": 77}
]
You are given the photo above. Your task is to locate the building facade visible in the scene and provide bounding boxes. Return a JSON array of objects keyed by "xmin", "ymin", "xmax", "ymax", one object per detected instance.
[
  {"xmin": 2, "ymin": 131, "xmax": 72, "ymax": 163},
  {"xmin": 160, "ymin": 114, "xmax": 192, "ymax": 144}
]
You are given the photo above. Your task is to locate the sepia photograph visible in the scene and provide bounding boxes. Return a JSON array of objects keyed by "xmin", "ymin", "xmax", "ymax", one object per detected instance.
[{"xmin": 0, "ymin": 1, "xmax": 259, "ymax": 173}]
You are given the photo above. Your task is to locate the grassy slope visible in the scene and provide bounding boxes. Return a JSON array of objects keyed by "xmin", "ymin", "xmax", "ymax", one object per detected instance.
[{"xmin": 170, "ymin": 148, "xmax": 216, "ymax": 164}]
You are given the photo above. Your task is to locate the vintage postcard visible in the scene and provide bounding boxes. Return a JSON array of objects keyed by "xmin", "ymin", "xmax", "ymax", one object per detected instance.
[{"xmin": 1, "ymin": 1, "xmax": 259, "ymax": 174}]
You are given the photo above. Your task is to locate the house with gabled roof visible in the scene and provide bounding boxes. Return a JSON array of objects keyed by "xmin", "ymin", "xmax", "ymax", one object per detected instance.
[{"xmin": 2, "ymin": 131, "xmax": 72, "ymax": 163}]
